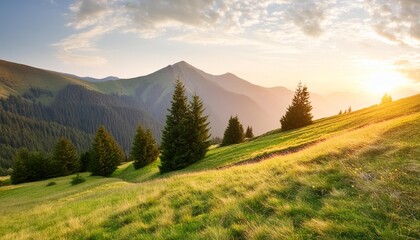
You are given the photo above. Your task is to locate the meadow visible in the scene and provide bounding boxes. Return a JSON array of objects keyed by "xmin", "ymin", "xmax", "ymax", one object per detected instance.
[{"xmin": 0, "ymin": 94, "xmax": 419, "ymax": 239}]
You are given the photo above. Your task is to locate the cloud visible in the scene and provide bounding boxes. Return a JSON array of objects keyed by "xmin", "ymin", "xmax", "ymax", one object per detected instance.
[
  {"xmin": 68, "ymin": 0, "xmax": 110, "ymax": 29},
  {"xmin": 53, "ymin": 26, "xmax": 110, "ymax": 65},
  {"xmin": 367, "ymin": 0, "xmax": 420, "ymax": 48},
  {"xmin": 56, "ymin": 0, "xmax": 419, "ymax": 65},
  {"xmin": 286, "ymin": 0, "xmax": 328, "ymax": 37},
  {"xmin": 394, "ymin": 56, "xmax": 420, "ymax": 82}
]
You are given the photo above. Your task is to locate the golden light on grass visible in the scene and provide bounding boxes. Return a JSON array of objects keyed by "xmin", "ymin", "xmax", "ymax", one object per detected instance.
[{"xmin": 364, "ymin": 71, "xmax": 409, "ymax": 95}]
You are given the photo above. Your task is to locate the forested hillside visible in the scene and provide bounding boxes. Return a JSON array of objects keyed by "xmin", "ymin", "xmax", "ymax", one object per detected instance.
[
  {"xmin": 0, "ymin": 85, "xmax": 163, "ymax": 174},
  {"xmin": 0, "ymin": 59, "xmax": 418, "ymax": 176}
]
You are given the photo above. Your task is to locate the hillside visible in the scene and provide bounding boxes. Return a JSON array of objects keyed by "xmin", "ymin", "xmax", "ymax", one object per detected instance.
[
  {"xmin": 0, "ymin": 94, "xmax": 419, "ymax": 239},
  {"xmin": 0, "ymin": 60, "xmax": 97, "ymax": 98},
  {"xmin": 93, "ymin": 61, "xmax": 271, "ymax": 136},
  {"xmin": 0, "ymin": 59, "xmax": 418, "ymax": 175}
]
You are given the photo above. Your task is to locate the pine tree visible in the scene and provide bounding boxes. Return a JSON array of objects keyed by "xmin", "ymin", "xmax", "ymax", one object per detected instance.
[
  {"xmin": 160, "ymin": 79, "xmax": 191, "ymax": 173},
  {"xmin": 11, "ymin": 149, "xmax": 29, "ymax": 184},
  {"xmin": 52, "ymin": 138, "xmax": 79, "ymax": 176},
  {"xmin": 348, "ymin": 106, "xmax": 352, "ymax": 113},
  {"xmin": 79, "ymin": 151, "xmax": 91, "ymax": 172},
  {"xmin": 160, "ymin": 80, "xmax": 211, "ymax": 173},
  {"xmin": 245, "ymin": 126, "xmax": 254, "ymax": 138},
  {"xmin": 338, "ymin": 110, "xmax": 342, "ymax": 115},
  {"xmin": 280, "ymin": 82, "xmax": 313, "ymax": 131},
  {"xmin": 131, "ymin": 125, "xmax": 159, "ymax": 169},
  {"xmin": 11, "ymin": 148, "xmax": 53, "ymax": 184},
  {"xmin": 187, "ymin": 94, "xmax": 211, "ymax": 164},
  {"xmin": 91, "ymin": 125, "xmax": 124, "ymax": 177},
  {"xmin": 381, "ymin": 93, "xmax": 392, "ymax": 104},
  {"xmin": 222, "ymin": 116, "xmax": 245, "ymax": 146}
]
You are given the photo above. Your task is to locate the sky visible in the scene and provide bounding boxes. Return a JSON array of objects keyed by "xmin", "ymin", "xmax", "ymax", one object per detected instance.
[{"xmin": 0, "ymin": 0, "xmax": 419, "ymax": 94}]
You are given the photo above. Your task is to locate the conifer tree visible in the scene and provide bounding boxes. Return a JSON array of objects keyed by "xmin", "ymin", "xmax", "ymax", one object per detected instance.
[
  {"xmin": 160, "ymin": 80, "xmax": 211, "ymax": 173},
  {"xmin": 245, "ymin": 126, "xmax": 254, "ymax": 138},
  {"xmin": 91, "ymin": 125, "xmax": 124, "ymax": 177},
  {"xmin": 280, "ymin": 82, "xmax": 313, "ymax": 131},
  {"xmin": 52, "ymin": 138, "xmax": 79, "ymax": 176},
  {"xmin": 160, "ymin": 79, "xmax": 191, "ymax": 172},
  {"xmin": 348, "ymin": 106, "xmax": 352, "ymax": 113},
  {"xmin": 79, "ymin": 151, "xmax": 91, "ymax": 172},
  {"xmin": 131, "ymin": 125, "xmax": 159, "ymax": 169},
  {"xmin": 11, "ymin": 149, "xmax": 29, "ymax": 184},
  {"xmin": 381, "ymin": 93, "xmax": 392, "ymax": 104},
  {"xmin": 222, "ymin": 116, "xmax": 245, "ymax": 146},
  {"xmin": 338, "ymin": 110, "xmax": 342, "ymax": 115},
  {"xmin": 187, "ymin": 94, "xmax": 211, "ymax": 163}
]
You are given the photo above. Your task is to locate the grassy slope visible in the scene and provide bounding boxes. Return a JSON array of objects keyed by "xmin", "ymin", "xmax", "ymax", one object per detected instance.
[
  {"xmin": 0, "ymin": 60, "xmax": 98, "ymax": 98},
  {"xmin": 0, "ymin": 95, "xmax": 419, "ymax": 239}
]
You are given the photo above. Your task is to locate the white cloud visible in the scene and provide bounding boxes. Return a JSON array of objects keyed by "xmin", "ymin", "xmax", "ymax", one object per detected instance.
[
  {"xmin": 68, "ymin": 0, "xmax": 110, "ymax": 29},
  {"xmin": 366, "ymin": 0, "xmax": 420, "ymax": 48},
  {"xmin": 394, "ymin": 54, "xmax": 420, "ymax": 82},
  {"xmin": 55, "ymin": 0, "xmax": 419, "ymax": 65},
  {"xmin": 286, "ymin": 0, "xmax": 329, "ymax": 37},
  {"xmin": 53, "ymin": 26, "xmax": 110, "ymax": 65}
]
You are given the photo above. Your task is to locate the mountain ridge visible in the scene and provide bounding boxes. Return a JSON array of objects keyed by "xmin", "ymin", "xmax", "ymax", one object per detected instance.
[{"xmin": 0, "ymin": 59, "xmax": 418, "ymax": 155}]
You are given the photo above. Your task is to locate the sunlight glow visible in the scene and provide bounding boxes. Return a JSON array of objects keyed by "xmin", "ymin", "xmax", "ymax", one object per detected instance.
[{"xmin": 364, "ymin": 71, "xmax": 408, "ymax": 95}]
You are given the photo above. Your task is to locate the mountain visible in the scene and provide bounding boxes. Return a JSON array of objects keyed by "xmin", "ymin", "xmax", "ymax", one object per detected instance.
[
  {"xmin": 0, "ymin": 60, "xmax": 97, "ymax": 98},
  {"xmin": 91, "ymin": 61, "xmax": 293, "ymax": 136},
  {"xmin": 0, "ymin": 59, "xmax": 418, "ymax": 174},
  {"xmin": 81, "ymin": 76, "xmax": 120, "ymax": 82}
]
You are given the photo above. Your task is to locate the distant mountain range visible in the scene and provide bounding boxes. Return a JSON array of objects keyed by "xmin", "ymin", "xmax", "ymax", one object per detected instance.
[{"xmin": 0, "ymin": 59, "xmax": 417, "ymax": 173}]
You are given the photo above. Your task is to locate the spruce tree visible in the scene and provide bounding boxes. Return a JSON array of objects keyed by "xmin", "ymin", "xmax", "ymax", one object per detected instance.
[
  {"xmin": 280, "ymin": 82, "xmax": 313, "ymax": 131},
  {"xmin": 160, "ymin": 80, "xmax": 211, "ymax": 173},
  {"xmin": 11, "ymin": 149, "xmax": 29, "ymax": 184},
  {"xmin": 79, "ymin": 151, "xmax": 91, "ymax": 172},
  {"xmin": 52, "ymin": 138, "xmax": 79, "ymax": 176},
  {"xmin": 131, "ymin": 125, "xmax": 159, "ymax": 169},
  {"xmin": 381, "ymin": 93, "xmax": 392, "ymax": 104},
  {"xmin": 245, "ymin": 126, "xmax": 254, "ymax": 138},
  {"xmin": 91, "ymin": 125, "xmax": 124, "ymax": 177},
  {"xmin": 222, "ymin": 116, "xmax": 245, "ymax": 146},
  {"xmin": 187, "ymin": 94, "xmax": 211, "ymax": 163},
  {"xmin": 160, "ymin": 79, "xmax": 191, "ymax": 172}
]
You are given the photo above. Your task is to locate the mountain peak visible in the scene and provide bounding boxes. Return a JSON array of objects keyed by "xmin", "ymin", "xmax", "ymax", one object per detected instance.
[{"xmin": 172, "ymin": 60, "xmax": 193, "ymax": 68}]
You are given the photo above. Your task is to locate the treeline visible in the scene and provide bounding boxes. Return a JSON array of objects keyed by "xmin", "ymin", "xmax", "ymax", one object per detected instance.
[
  {"xmin": 11, "ymin": 138, "xmax": 81, "ymax": 184},
  {"xmin": 11, "ymin": 126, "xmax": 126, "ymax": 184},
  {"xmin": 0, "ymin": 85, "xmax": 163, "ymax": 175},
  {"xmin": 8, "ymin": 79, "xmax": 259, "ymax": 183},
  {"xmin": 0, "ymin": 108, "xmax": 93, "ymax": 175}
]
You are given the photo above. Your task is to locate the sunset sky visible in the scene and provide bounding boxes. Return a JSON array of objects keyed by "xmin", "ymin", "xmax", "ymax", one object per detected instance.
[{"xmin": 0, "ymin": 0, "xmax": 419, "ymax": 94}]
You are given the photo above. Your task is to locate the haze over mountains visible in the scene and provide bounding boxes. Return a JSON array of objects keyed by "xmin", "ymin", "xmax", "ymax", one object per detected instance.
[{"xmin": 0, "ymin": 59, "xmax": 417, "ymax": 174}]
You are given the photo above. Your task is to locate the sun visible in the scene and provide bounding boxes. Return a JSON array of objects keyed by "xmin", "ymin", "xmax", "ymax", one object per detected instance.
[{"xmin": 364, "ymin": 71, "xmax": 408, "ymax": 95}]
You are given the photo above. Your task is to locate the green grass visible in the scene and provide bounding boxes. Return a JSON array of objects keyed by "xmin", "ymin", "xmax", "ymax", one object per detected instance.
[
  {"xmin": 0, "ymin": 60, "xmax": 99, "ymax": 99},
  {"xmin": 0, "ymin": 94, "xmax": 419, "ymax": 239}
]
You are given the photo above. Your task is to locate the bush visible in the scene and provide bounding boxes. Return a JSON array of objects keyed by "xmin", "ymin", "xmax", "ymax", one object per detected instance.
[
  {"xmin": 70, "ymin": 174, "xmax": 85, "ymax": 185},
  {"xmin": 0, "ymin": 177, "xmax": 11, "ymax": 186},
  {"xmin": 46, "ymin": 181, "xmax": 57, "ymax": 186}
]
